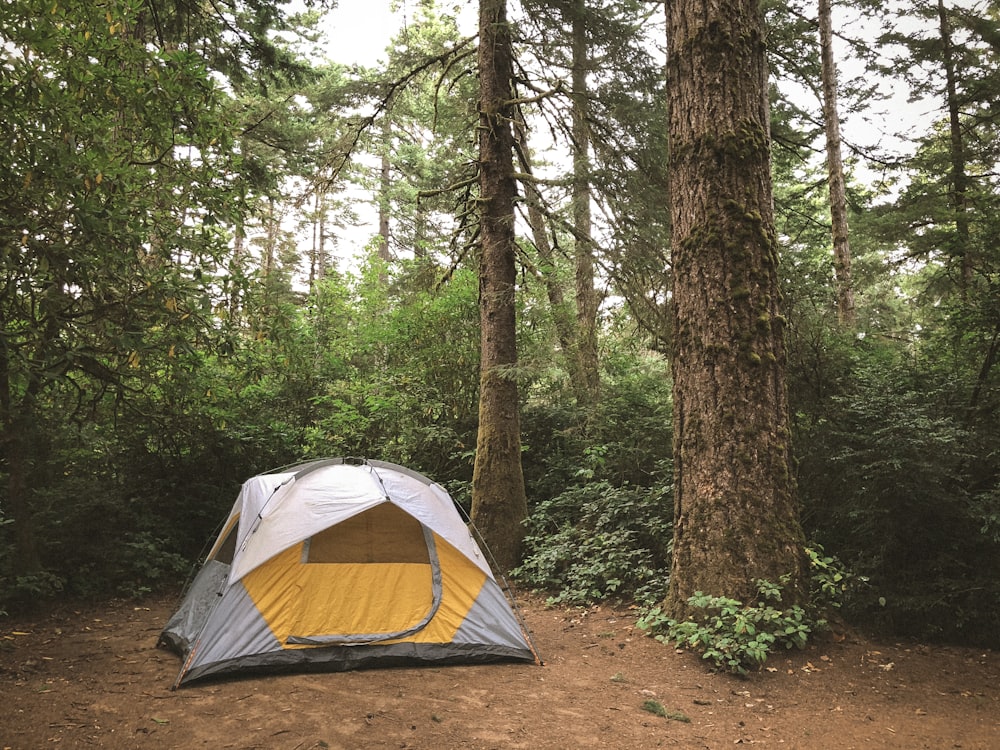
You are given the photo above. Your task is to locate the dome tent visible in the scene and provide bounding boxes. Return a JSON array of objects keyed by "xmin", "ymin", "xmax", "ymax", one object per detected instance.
[{"xmin": 159, "ymin": 458, "xmax": 538, "ymax": 688}]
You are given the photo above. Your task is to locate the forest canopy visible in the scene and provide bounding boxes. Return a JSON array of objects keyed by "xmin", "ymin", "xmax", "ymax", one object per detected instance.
[{"xmin": 1, "ymin": 0, "xmax": 999, "ymax": 651}]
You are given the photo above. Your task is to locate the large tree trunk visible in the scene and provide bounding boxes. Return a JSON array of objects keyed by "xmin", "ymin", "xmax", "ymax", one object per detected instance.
[
  {"xmin": 571, "ymin": 0, "xmax": 601, "ymax": 405},
  {"xmin": 818, "ymin": 0, "xmax": 856, "ymax": 326},
  {"xmin": 470, "ymin": 0, "xmax": 528, "ymax": 572},
  {"xmin": 664, "ymin": 0, "xmax": 807, "ymax": 618}
]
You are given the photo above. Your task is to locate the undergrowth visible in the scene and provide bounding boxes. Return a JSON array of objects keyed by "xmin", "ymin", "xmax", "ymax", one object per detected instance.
[
  {"xmin": 637, "ymin": 546, "xmax": 861, "ymax": 675},
  {"xmin": 511, "ymin": 479, "xmax": 672, "ymax": 605}
]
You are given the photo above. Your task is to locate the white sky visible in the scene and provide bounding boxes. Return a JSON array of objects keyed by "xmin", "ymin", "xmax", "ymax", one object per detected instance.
[
  {"xmin": 320, "ymin": 0, "xmax": 401, "ymax": 67},
  {"xmin": 291, "ymin": 0, "xmax": 950, "ymax": 270},
  {"xmin": 290, "ymin": 0, "xmax": 478, "ymax": 271},
  {"xmin": 318, "ymin": 0, "xmax": 477, "ymax": 67}
]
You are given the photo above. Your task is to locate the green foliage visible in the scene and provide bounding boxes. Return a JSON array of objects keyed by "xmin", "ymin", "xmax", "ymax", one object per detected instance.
[
  {"xmin": 302, "ymin": 266, "xmax": 481, "ymax": 484},
  {"xmin": 520, "ymin": 340, "xmax": 674, "ymax": 497},
  {"xmin": 637, "ymin": 549, "xmax": 861, "ymax": 675},
  {"xmin": 638, "ymin": 578, "xmax": 819, "ymax": 676},
  {"xmin": 806, "ymin": 544, "xmax": 867, "ymax": 612},
  {"xmin": 795, "ymin": 354, "xmax": 1000, "ymax": 646},
  {"xmin": 6, "ymin": 572, "xmax": 65, "ymax": 606},
  {"xmin": 971, "ymin": 485, "xmax": 1000, "ymax": 545},
  {"xmin": 0, "ymin": 0, "xmax": 269, "ymax": 598},
  {"xmin": 512, "ymin": 479, "xmax": 672, "ymax": 605},
  {"xmin": 112, "ymin": 533, "xmax": 191, "ymax": 598},
  {"xmin": 513, "ymin": 337, "xmax": 673, "ymax": 606},
  {"xmin": 640, "ymin": 699, "xmax": 690, "ymax": 723}
]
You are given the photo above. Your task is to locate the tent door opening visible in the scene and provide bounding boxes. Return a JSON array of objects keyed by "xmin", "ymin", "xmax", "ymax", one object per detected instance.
[{"xmin": 242, "ymin": 501, "xmax": 443, "ymax": 647}]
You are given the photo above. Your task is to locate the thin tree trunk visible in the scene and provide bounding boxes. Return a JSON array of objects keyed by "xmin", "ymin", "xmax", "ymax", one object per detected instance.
[
  {"xmin": 818, "ymin": 0, "xmax": 856, "ymax": 325},
  {"xmin": 938, "ymin": 0, "xmax": 972, "ymax": 292},
  {"xmin": 664, "ymin": 0, "xmax": 807, "ymax": 618},
  {"xmin": 571, "ymin": 0, "xmax": 601, "ymax": 404},
  {"xmin": 515, "ymin": 121, "xmax": 583, "ymax": 392},
  {"xmin": 229, "ymin": 223, "xmax": 245, "ymax": 325},
  {"xmin": 318, "ymin": 190, "xmax": 328, "ymax": 278},
  {"xmin": 526, "ymin": 193, "xmax": 578, "ymax": 364},
  {"xmin": 378, "ymin": 110, "xmax": 393, "ymax": 265},
  {"xmin": 258, "ymin": 197, "xmax": 280, "ymax": 339},
  {"xmin": 969, "ymin": 322, "xmax": 1000, "ymax": 411},
  {"xmin": 470, "ymin": 0, "xmax": 528, "ymax": 572},
  {"xmin": 310, "ymin": 188, "xmax": 321, "ymax": 292}
]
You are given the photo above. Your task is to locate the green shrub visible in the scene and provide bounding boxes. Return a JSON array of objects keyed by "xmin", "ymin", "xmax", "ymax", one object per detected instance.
[
  {"xmin": 111, "ymin": 532, "xmax": 192, "ymax": 598},
  {"xmin": 4, "ymin": 571, "xmax": 65, "ymax": 607},
  {"xmin": 796, "ymin": 361, "xmax": 1000, "ymax": 647},
  {"xmin": 638, "ymin": 578, "xmax": 818, "ymax": 676},
  {"xmin": 512, "ymin": 479, "xmax": 672, "ymax": 605},
  {"xmin": 637, "ymin": 548, "xmax": 858, "ymax": 675},
  {"xmin": 806, "ymin": 543, "xmax": 867, "ymax": 613}
]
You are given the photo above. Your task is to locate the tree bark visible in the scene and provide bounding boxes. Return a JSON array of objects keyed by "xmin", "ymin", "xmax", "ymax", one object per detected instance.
[
  {"xmin": 309, "ymin": 187, "xmax": 326, "ymax": 292},
  {"xmin": 937, "ymin": 0, "xmax": 973, "ymax": 293},
  {"xmin": 571, "ymin": 0, "xmax": 601, "ymax": 405},
  {"xmin": 818, "ymin": 0, "xmax": 856, "ymax": 326},
  {"xmin": 0, "ymin": 324, "xmax": 47, "ymax": 577},
  {"xmin": 378, "ymin": 107, "xmax": 394, "ymax": 265},
  {"xmin": 527, "ymin": 202, "xmax": 579, "ymax": 378},
  {"xmin": 470, "ymin": 0, "xmax": 528, "ymax": 572},
  {"xmin": 515, "ymin": 121, "xmax": 584, "ymax": 395},
  {"xmin": 229, "ymin": 223, "xmax": 246, "ymax": 325},
  {"xmin": 664, "ymin": 0, "xmax": 807, "ymax": 618}
]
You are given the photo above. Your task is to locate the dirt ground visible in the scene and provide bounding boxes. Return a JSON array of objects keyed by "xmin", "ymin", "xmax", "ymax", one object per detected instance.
[{"xmin": 0, "ymin": 592, "xmax": 997, "ymax": 749}]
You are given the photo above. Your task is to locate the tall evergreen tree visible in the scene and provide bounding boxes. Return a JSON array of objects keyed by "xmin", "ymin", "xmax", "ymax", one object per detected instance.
[
  {"xmin": 470, "ymin": 0, "xmax": 529, "ymax": 570},
  {"xmin": 358, "ymin": 5, "xmax": 478, "ymax": 278},
  {"xmin": 517, "ymin": 0, "xmax": 669, "ymax": 356},
  {"xmin": 874, "ymin": 0, "xmax": 998, "ymax": 290},
  {"xmin": 818, "ymin": 0, "xmax": 856, "ymax": 324},
  {"xmin": 664, "ymin": 0, "xmax": 807, "ymax": 617},
  {"xmin": 569, "ymin": 0, "xmax": 601, "ymax": 405}
]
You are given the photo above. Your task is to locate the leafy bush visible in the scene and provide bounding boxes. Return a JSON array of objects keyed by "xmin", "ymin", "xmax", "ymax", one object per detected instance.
[
  {"xmin": 806, "ymin": 543, "xmax": 867, "ymax": 613},
  {"xmin": 638, "ymin": 578, "xmax": 819, "ymax": 676},
  {"xmin": 3, "ymin": 571, "xmax": 65, "ymax": 608},
  {"xmin": 796, "ymin": 361, "xmax": 1000, "ymax": 647},
  {"xmin": 110, "ymin": 532, "xmax": 192, "ymax": 598},
  {"xmin": 637, "ymin": 547, "xmax": 858, "ymax": 675},
  {"xmin": 512, "ymin": 479, "xmax": 672, "ymax": 605}
]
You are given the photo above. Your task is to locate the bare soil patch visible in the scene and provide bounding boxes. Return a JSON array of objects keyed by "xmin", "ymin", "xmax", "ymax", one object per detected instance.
[{"xmin": 1, "ymin": 593, "xmax": 997, "ymax": 749}]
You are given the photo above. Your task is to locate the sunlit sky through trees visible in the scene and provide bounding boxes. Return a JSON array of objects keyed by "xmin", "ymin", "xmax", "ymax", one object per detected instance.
[{"xmin": 299, "ymin": 0, "xmax": 940, "ymax": 273}]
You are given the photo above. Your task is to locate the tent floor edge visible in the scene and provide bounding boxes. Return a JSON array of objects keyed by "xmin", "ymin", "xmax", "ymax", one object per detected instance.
[{"xmin": 175, "ymin": 642, "xmax": 536, "ymax": 688}]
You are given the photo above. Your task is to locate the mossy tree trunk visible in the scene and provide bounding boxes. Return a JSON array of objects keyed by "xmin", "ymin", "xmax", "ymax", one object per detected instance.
[
  {"xmin": 664, "ymin": 0, "xmax": 807, "ymax": 619},
  {"xmin": 470, "ymin": 0, "xmax": 528, "ymax": 572}
]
